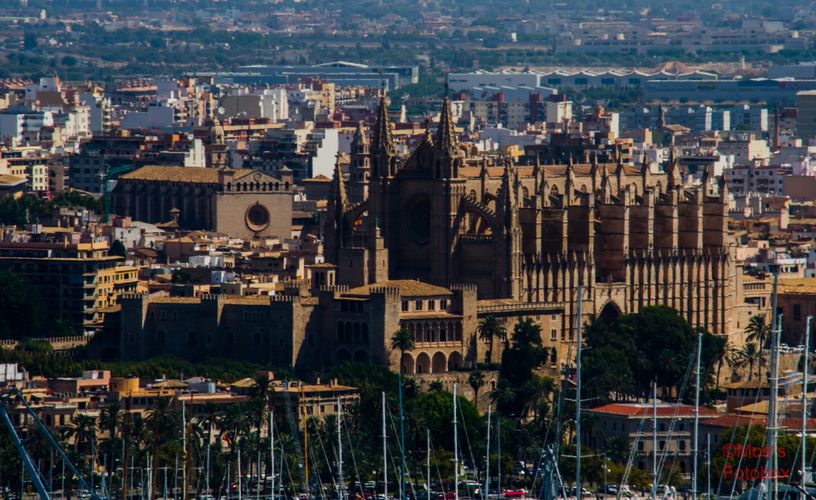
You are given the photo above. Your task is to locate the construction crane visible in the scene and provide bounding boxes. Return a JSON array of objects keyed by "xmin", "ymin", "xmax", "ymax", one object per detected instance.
[
  {"xmin": 100, "ymin": 164, "xmax": 136, "ymax": 224},
  {"xmin": 0, "ymin": 387, "xmax": 103, "ymax": 500}
]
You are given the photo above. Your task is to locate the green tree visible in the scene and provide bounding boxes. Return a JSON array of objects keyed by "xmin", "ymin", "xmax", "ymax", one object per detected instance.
[
  {"xmin": 390, "ymin": 327, "xmax": 415, "ymax": 374},
  {"xmin": 468, "ymin": 370, "xmax": 485, "ymax": 409},
  {"xmin": 477, "ymin": 315, "xmax": 507, "ymax": 365},
  {"xmin": 110, "ymin": 239, "xmax": 127, "ymax": 257},
  {"xmin": 735, "ymin": 342, "xmax": 762, "ymax": 381},
  {"xmin": 745, "ymin": 314, "xmax": 770, "ymax": 361},
  {"xmin": 0, "ymin": 271, "xmax": 42, "ymax": 339}
]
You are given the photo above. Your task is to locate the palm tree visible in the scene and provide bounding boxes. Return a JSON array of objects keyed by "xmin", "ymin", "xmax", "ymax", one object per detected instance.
[
  {"xmin": 249, "ymin": 375, "xmax": 272, "ymax": 435},
  {"xmin": 62, "ymin": 414, "xmax": 97, "ymax": 456},
  {"xmin": 735, "ymin": 342, "xmax": 762, "ymax": 381},
  {"xmin": 511, "ymin": 318, "xmax": 543, "ymax": 349},
  {"xmin": 468, "ymin": 370, "xmax": 485, "ymax": 409},
  {"xmin": 145, "ymin": 397, "xmax": 178, "ymax": 498},
  {"xmin": 745, "ymin": 314, "xmax": 770, "ymax": 360},
  {"xmin": 99, "ymin": 403, "xmax": 122, "ymax": 440},
  {"xmin": 390, "ymin": 327, "xmax": 415, "ymax": 374},
  {"xmin": 477, "ymin": 315, "xmax": 507, "ymax": 365},
  {"xmin": 389, "ymin": 327, "xmax": 414, "ymax": 500}
]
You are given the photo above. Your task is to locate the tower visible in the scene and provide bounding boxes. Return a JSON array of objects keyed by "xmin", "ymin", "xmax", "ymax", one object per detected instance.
[{"xmin": 348, "ymin": 120, "xmax": 370, "ymax": 203}]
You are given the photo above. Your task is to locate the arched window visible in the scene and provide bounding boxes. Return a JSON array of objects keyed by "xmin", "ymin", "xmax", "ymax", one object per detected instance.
[
  {"xmin": 337, "ymin": 322, "xmax": 345, "ymax": 342},
  {"xmin": 361, "ymin": 323, "xmax": 369, "ymax": 343},
  {"xmin": 187, "ymin": 331, "xmax": 196, "ymax": 346}
]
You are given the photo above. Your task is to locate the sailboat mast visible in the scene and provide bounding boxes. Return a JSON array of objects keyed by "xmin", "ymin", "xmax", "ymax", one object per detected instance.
[
  {"xmin": 454, "ymin": 383, "xmax": 459, "ymax": 500},
  {"xmin": 270, "ymin": 410, "xmax": 275, "ymax": 500},
  {"xmin": 426, "ymin": 429, "xmax": 431, "ymax": 496},
  {"xmin": 304, "ymin": 413, "xmax": 309, "ymax": 498},
  {"xmin": 575, "ymin": 285, "xmax": 583, "ymax": 498},
  {"xmin": 182, "ymin": 401, "xmax": 187, "ymax": 500},
  {"xmin": 802, "ymin": 316, "xmax": 811, "ymax": 495},
  {"xmin": 383, "ymin": 391, "xmax": 388, "ymax": 500},
  {"xmin": 652, "ymin": 382, "xmax": 657, "ymax": 500},
  {"xmin": 767, "ymin": 271, "xmax": 780, "ymax": 500},
  {"xmin": 692, "ymin": 332, "xmax": 702, "ymax": 500},
  {"xmin": 485, "ymin": 407, "xmax": 491, "ymax": 500},
  {"xmin": 337, "ymin": 397, "xmax": 344, "ymax": 499}
]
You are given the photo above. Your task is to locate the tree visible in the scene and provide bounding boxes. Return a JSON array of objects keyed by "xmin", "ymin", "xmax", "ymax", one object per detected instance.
[
  {"xmin": 477, "ymin": 315, "xmax": 507, "ymax": 365},
  {"xmin": 0, "ymin": 271, "xmax": 42, "ymax": 339},
  {"xmin": 735, "ymin": 342, "xmax": 762, "ymax": 381},
  {"xmin": 468, "ymin": 370, "xmax": 485, "ymax": 409},
  {"xmin": 110, "ymin": 239, "xmax": 127, "ymax": 257},
  {"xmin": 745, "ymin": 314, "xmax": 770, "ymax": 361},
  {"xmin": 390, "ymin": 328, "xmax": 415, "ymax": 374}
]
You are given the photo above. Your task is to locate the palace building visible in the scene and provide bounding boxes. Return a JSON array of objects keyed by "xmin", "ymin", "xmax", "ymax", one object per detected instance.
[{"xmin": 110, "ymin": 165, "xmax": 293, "ymax": 240}]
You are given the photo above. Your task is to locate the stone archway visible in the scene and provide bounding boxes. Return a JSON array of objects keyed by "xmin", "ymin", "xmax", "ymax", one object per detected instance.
[
  {"xmin": 416, "ymin": 353, "xmax": 431, "ymax": 374},
  {"xmin": 599, "ymin": 301, "xmax": 622, "ymax": 323},
  {"xmin": 431, "ymin": 352, "xmax": 447, "ymax": 374},
  {"xmin": 401, "ymin": 353, "xmax": 415, "ymax": 374},
  {"xmin": 447, "ymin": 351, "xmax": 463, "ymax": 371}
]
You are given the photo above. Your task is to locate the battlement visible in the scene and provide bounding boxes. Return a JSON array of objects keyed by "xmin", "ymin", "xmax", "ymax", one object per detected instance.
[{"xmin": 368, "ymin": 286, "xmax": 401, "ymax": 299}]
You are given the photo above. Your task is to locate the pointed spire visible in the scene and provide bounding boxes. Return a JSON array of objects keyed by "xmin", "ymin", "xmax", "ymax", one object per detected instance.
[
  {"xmin": 667, "ymin": 147, "xmax": 681, "ymax": 188},
  {"xmin": 372, "ymin": 94, "xmax": 395, "ymax": 159},
  {"xmin": 435, "ymin": 95, "xmax": 457, "ymax": 155},
  {"xmin": 351, "ymin": 120, "xmax": 369, "ymax": 150},
  {"xmin": 615, "ymin": 154, "xmax": 626, "ymax": 194},
  {"xmin": 533, "ymin": 155, "xmax": 542, "ymax": 192},
  {"xmin": 332, "ymin": 154, "xmax": 348, "ymax": 212}
]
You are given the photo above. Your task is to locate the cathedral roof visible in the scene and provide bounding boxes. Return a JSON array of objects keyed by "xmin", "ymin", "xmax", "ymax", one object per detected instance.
[
  {"xmin": 457, "ymin": 162, "xmax": 641, "ymax": 179},
  {"xmin": 119, "ymin": 166, "xmax": 258, "ymax": 184},
  {"xmin": 343, "ymin": 279, "xmax": 453, "ymax": 298}
]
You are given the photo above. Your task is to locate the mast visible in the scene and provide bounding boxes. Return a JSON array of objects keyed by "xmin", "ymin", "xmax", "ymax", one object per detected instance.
[
  {"xmin": 652, "ymin": 382, "xmax": 657, "ymax": 500},
  {"xmin": 304, "ymin": 411, "xmax": 309, "ymax": 497},
  {"xmin": 270, "ymin": 410, "xmax": 275, "ymax": 500},
  {"xmin": 767, "ymin": 271, "xmax": 780, "ymax": 500},
  {"xmin": 183, "ymin": 401, "xmax": 187, "ymax": 500},
  {"xmin": 383, "ymin": 392, "xmax": 388, "ymax": 500},
  {"xmin": 497, "ymin": 414, "xmax": 501, "ymax": 494},
  {"xmin": 485, "ymin": 407, "xmax": 491, "ymax": 500},
  {"xmin": 238, "ymin": 446, "xmax": 243, "ymax": 500},
  {"xmin": 400, "ymin": 370, "xmax": 406, "ymax": 500},
  {"xmin": 337, "ymin": 397, "xmax": 344, "ymax": 499},
  {"xmin": 706, "ymin": 434, "xmax": 711, "ymax": 499},
  {"xmin": 575, "ymin": 285, "xmax": 583, "ymax": 498},
  {"xmin": 802, "ymin": 316, "xmax": 812, "ymax": 496},
  {"xmin": 454, "ymin": 383, "xmax": 459, "ymax": 500},
  {"xmin": 427, "ymin": 430, "xmax": 431, "ymax": 496},
  {"xmin": 692, "ymin": 332, "xmax": 702, "ymax": 500}
]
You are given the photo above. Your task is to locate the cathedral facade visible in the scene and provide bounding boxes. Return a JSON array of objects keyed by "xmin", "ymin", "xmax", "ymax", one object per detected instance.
[{"xmin": 326, "ymin": 97, "xmax": 738, "ymax": 357}]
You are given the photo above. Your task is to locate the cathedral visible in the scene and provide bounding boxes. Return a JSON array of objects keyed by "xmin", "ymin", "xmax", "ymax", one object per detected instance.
[{"xmin": 325, "ymin": 96, "xmax": 738, "ymax": 350}]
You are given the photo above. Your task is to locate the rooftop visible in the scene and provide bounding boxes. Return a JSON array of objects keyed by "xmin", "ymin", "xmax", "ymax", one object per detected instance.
[
  {"xmin": 344, "ymin": 279, "xmax": 453, "ymax": 298},
  {"xmin": 587, "ymin": 403, "xmax": 720, "ymax": 418},
  {"xmin": 119, "ymin": 165, "xmax": 257, "ymax": 184}
]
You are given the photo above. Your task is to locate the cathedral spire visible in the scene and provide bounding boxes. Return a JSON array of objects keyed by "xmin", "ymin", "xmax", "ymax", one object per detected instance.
[
  {"xmin": 332, "ymin": 153, "xmax": 348, "ymax": 212},
  {"xmin": 372, "ymin": 94, "xmax": 395, "ymax": 177},
  {"xmin": 435, "ymin": 95, "xmax": 457, "ymax": 154},
  {"xmin": 667, "ymin": 147, "xmax": 681, "ymax": 188},
  {"xmin": 641, "ymin": 151, "xmax": 651, "ymax": 193},
  {"xmin": 615, "ymin": 154, "xmax": 626, "ymax": 195},
  {"xmin": 533, "ymin": 154, "xmax": 542, "ymax": 192},
  {"xmin": 352, "ymin": 120, "xmax": 369, "ymax": 150}
]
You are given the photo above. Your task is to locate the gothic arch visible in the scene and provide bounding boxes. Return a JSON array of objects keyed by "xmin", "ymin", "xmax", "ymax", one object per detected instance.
[
  {"xmin": 401, "ymin": 353, "xmax": 415, "ymax": 375},
  {"xmin": 353, "ymin": 350, "xmax": 369, "ymax": 363},
  {"xmin": 431, "ymin": 352, "xmax": 447, "ymax": 373},
  {"xmin": 599, "ymin": 301, "xmax": 622, "ymax": 323},
  {"xmin": 416, "ymin": 352, "xmax": 431, "ymax": 374},
  {"xmin": 448, "ymin": 351, "xmax": 464, "ymax": 371}
]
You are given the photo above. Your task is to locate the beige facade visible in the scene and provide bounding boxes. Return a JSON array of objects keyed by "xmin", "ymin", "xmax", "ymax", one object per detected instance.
[
  {"xmin": 326, "ymin": 97, "xmax": 739, "ymax": 366},
  {"xmin": 111, "ymin": 165, "xmax": 294, "ymax": 240}
]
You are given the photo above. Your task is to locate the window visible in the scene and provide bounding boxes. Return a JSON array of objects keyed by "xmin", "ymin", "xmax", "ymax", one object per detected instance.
[
  {"xmin": 440, "ymin": 299, "xmax": 448, "ymax": 309},
  {"xmin": 638, "ymin": 442, "xmax": 644, "ymax": 451},
  {"xmin": 659, "ymin": 441, "xmax": 665, "ymax": 451},
  {"xmin": 428, "ymin": 300, "xmax": 435, "ymax": 311},
  {"xmin": 551, "ymin": 329, "xmax": 557, "ymax": 341},
  {"xmin": 415, "ymin": 300, "xmax": 423, "ymax": 311},
  {"xmin": 402, "ymin": 301, "xmax": 409, "ymax": 312},
  {"xmin": 679, "ymin": 440, "xmax": 686, "ymax": 451},
  {"xmin": 794, "ymin": 303, "xmax": 801, "ymax": 321}
]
